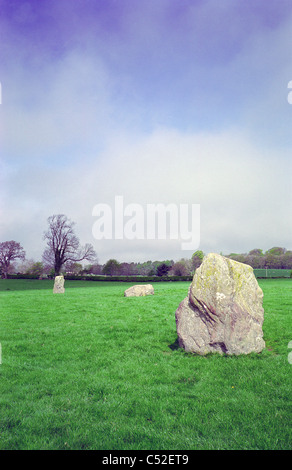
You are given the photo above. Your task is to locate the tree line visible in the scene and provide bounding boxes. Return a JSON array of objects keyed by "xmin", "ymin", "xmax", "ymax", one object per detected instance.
[{"xmin": 0, "ymin": 214, "xmax": 291, "ymax": 279}]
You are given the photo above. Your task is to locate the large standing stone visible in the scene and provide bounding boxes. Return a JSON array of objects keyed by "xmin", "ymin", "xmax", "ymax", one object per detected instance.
[
  {"xmin": 124, "ymin": 284, "xmax": 154, "ymax": 297},
  {"xmin": 53, "ymin": 275, "xmax": 65, "ymax": 294},
  {"xmin": 175, "ymin": 253, "xmax": 265, "ymax": 355}
]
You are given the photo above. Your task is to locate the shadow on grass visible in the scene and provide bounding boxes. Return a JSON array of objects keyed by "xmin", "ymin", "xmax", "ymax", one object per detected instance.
[{"xmin": 168, "ymin": 337, "xmax": 180, "ymax": 351}]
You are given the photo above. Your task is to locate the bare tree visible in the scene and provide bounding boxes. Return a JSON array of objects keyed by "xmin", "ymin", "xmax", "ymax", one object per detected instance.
[
  {"xmin": 0, "ymin": 241, "xmax": 26, "ymax": 278},
  {"xmin": 43, "ymin": 214, "xmax": 97, "ymax": 276}
]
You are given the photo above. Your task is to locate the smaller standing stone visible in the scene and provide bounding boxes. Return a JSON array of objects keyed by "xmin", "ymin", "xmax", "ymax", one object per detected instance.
[
  {"xmin": 124, "ymin": 284, "xmax": 154, "ymax": 297},
  {"xmin": 53, "ymin": 275, "xmax": 65, "ymax": 294}
]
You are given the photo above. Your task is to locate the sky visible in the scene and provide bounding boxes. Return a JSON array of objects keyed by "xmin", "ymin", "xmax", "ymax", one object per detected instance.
[{"xmin": 0, "ymin": 0, "xmax": 291, "ymax": 264}]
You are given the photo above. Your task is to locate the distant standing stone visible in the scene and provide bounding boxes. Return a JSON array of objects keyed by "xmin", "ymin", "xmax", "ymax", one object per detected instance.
[
  {"xmin": 175, "ymin": 253, "xmax": 265, "ymax": 355},
  {"xmin": 53, "ymin": 275, "xmax": 65, "ymax": 294},
  {"xmin": 124, "ymin": 284, "xmax": 154, "ymax": 297}
]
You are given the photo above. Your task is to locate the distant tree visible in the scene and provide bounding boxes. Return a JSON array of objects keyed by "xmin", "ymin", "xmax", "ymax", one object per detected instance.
[
  {"xmin": 191, "ymin": 250, "xmax": 204, "ymax": 270},
  {"xmin": 16, "ymin": 258, "xmax": 44, "ymax": 277},
  {"xmin": 266, "ymin": 247, "xmax": 286, "ymax": 256},
  {"xmin": 102, "ymin": 259, "xmax": 121, "ymax": 276},
  {"xmin": 90, "ymin": 263, "xmax": 103, "ymax": 275},
  {"xmin": 119, "ymin": 262, "xmax": 140, "ymax": 276},
  {"xmin": 265, "ymin": 253, "xmax": 281, "ymax": 269},
  {"xmin": 136, "ymin": 261, "xmax": 156, "ymax": 276},
  {"xmin": 82, "ymin": 263, "xmax": 102, "ymax": 275},
  {"xmin": 245, "ymin": 254, "xmax": 266, "ymax": 269},
  {"xmin": 147, "ymin": 268, "xmax": 156, "ymax": 276},
  {"xmin": 16, "ymin": 258, "xmax": 34, "ymax": 274},
  {"xmin": 169, "ymin": 259, "xmax": 191, "ymax": 276},
  {"xmin": 225, "ymin": 247, "xmax": 292, "ymax": 269},
  {"xmin": 282, "ymin": 251, "xmax": 292, "ymax": 269},
  {"xmin": 28, "ymin": 261, "xmax": 44, "ymax": 277},
  {"xmin": 226, "ymin": 253, "xmax": 247, "ymax": 264},
  {"xmin": 262, "ymin": 247, "xmax": 287, "ymax": 269},
  {"xmin": 156, "ymin": 262, "xmax": 172, "ymax": 276},
  {"xmin": 64, "ymin": 261, "xmax": 83, "ymax": 275},
  {"xmin": 43, "ymin": 214, "xmax": 96, "ymax": 276},
  {"xmin": 248, "ymin": 249, "xmax": 263, "ymax": 256},
  {"xmin": 0, "ymin": 241, "xmax": 26, "ymax": 278}
]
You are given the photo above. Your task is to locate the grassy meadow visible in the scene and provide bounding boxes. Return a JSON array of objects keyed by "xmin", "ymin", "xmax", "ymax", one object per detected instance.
[{"xmin": 0, "ymin": 278, "xmax": 291, "ymax": 450}]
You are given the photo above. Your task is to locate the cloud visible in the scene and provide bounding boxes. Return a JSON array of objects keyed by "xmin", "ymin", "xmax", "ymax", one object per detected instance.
[
  {"xmin": 0, "ymin": 0, "xmax": 291, "ymax": 264},
  {"xmin": 1, "ymin": 51, "xmax": 114, "ymax": 163},
  {"xmin": 3, "ymin": 126, "xmax": 289, "ymax": 263}
]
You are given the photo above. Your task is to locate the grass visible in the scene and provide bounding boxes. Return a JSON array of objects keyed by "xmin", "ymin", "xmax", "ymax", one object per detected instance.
[{"xmin": 0, "ymin": 278, "xmax": 291, "ymax": 450}]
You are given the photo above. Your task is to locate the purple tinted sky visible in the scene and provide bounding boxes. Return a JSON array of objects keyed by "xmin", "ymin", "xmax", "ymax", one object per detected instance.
[{"xmin": 0, "ymin": 0, "xmax": 291, "ymax": 263}]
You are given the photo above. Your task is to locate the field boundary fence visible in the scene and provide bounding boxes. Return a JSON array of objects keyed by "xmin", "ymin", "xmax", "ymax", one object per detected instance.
[{"xmin": 253, "ymin": 268, "xmax": 291, "ymax": 278}]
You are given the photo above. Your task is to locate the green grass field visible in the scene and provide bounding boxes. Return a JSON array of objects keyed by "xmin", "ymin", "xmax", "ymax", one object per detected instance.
[{"xmin": 0, "ymin": 278, "xmax": 291, "ymax": 450}]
